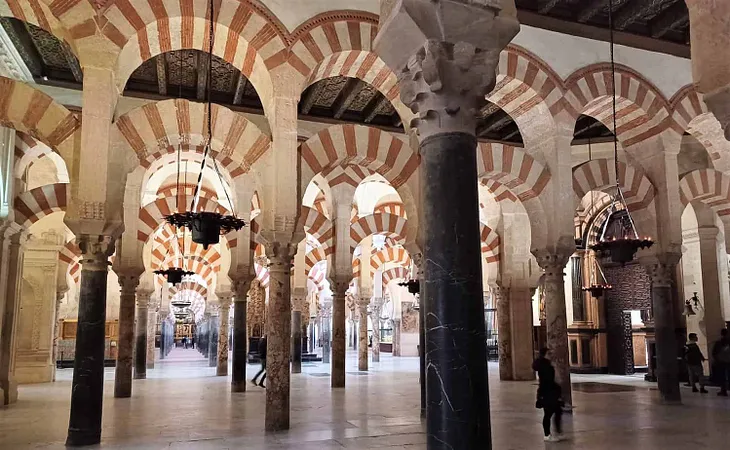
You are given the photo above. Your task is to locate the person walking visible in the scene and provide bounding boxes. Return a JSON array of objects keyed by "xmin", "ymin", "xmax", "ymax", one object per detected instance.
[
  {"xmin": 533, "ymin": 347, "xmax": 564, "ymax": 442},
  {"xmin": 712, "ymin": 328, "xmax": 730, "ymax": 396},
  {"xmin": 684, "ymin": 333, "xmax": 708, "ymax": 393},
  {"xmin": 252, "ymin": 335, "xmax": 267, "ymax": 388}
]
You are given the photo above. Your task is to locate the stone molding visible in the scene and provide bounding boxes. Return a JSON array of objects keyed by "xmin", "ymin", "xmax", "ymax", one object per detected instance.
[{"xmin": 0, "ymin": 24, "xmax": 33, "ymax": 82}]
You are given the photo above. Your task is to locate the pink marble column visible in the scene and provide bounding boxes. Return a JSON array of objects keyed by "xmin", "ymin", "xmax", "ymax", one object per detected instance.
[
  {"xmin": 357, "ymin": 297, "xmax": 369, "ymax": 371},
  {"xmin": 491, "ymin": 284, "xmax": 512, "ymax": 380}
]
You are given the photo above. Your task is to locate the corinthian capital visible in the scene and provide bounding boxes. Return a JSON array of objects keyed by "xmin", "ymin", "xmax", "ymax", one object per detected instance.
[{"xmin": 375, "ymin": 0, "xmax": 519, "ymax": 140}]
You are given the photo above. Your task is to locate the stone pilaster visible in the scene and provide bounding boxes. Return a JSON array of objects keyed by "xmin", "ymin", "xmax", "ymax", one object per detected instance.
[
  {"xmin": 264, "ymin": 242, "xmax": 296, "ymax": 432},
  {"xmin": 331, "ymin": 278, "xmax": 348, "ymax": 388},
  {"xmin": 641, "ymin": 253, "xmax": 682, "ymax": 403},
  {"xmin": 0, "ymin": 224, "xmax": 27, "ymax": 405},
  {"xmin": 217, "ymin": 293, "xmax": 232, "ymax": 377},
  {"xmin": 533, "ymin": 245, "xmax": 574, "ymax": 406},
  {"xmin": 376, "ymin": 2, "xmax": 518, "ymax": 447},
  {"xmin": 134, "ymin": 289, "xmax": 152, "ymax": 379},
  {"xmin": 114, "ymin": 271, "xmax": 140, "ymax": 398},
  {"xmin": 146, "ymin": 303, "xmax": 157, "ymax": 369},
  {"xmin": 231, "ymin": 276, "xmax": 253, "ymax": 392},
  {"xmin": 357, "ymin": 294, "xmax": 370, "ymax": 371},
  {"xmin": 491, "ymin": 284, "xmax": 512, "ymax": 381},
  {"xmin": 66, "ymin": 235, "xmax": 115, "ymax": 447}
]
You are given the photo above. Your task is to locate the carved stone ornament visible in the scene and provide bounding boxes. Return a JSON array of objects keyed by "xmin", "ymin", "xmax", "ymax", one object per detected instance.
[
  {"xmin": 703, "ymin": 85, "xmax": 730, "ymax": 140},
  {"xmin": 79, "ymin": 201, "xmax": 106, "ymax": 221},
  {"xmin": 640, "ymin": 252, "xmax": 681, "ymax": 288},
  {"xmin": 264, "ymin": 241, "xmax": 296, "ymax": 274},
  {"xmin": 533, "ymin": 238, "xmax": 576, "ymax": 282},
  {"xmin": 77, "ymin": 234, "xmax": 115, "ymax": 271}
]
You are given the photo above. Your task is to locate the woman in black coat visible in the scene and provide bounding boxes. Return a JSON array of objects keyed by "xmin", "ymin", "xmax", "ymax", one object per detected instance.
[{"xmin": 533, "ymin": 347, "xmax": 564, "ymax": 442}]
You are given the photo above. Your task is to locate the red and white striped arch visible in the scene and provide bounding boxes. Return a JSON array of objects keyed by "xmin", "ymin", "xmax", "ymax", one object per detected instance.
[
  {"xmin": 308, "ymin": 260, "xmax": 327, "ymax": 292},
  {"xmin": 492, "ymin": 44, "xmax": 566, "ymax": 122},
  {"xmin": 369, "ymin": 247, "xmax": 411, "ymax": 275},
  {"xmin": 169, "ymin": 277, "xmax": 208, "ymax": 300},
  {"xmin": 477, "ymin": 143, "xmax": 550, "ymax": 202},
  {"xmin": 58, "ymin": 241, "xmax": 81, "ymax": 284},
  {"xmin": 138, "ymin": 194, "xmax": 228, "ymax": 243},
  {"xmin": 103, "ymin": 0, "xmax": 286, "ymax": 106},
  {"xmin": 679, "ymin": 169, "xmax": 730, "ymax": 217},
  {"xmin": 298, "ymin": 205, "xmax": 333, "ymax": 247},
  {"xmin": 350, "ymin": 212, "xmax": 408, "ymax": 250},
  {"xmin": 13, "ymin": 132, "xmax": 68, "ymax": 183},
  {"xmin": 255, "ymin": 261, "xmax": 269, "ymax": 288},
  {"xmin": 300, "ymin": 124, "xmax": 418, "ymax": 189},
  {"xmin": 114, "ymin": 99, "xmax": 271, "ymax": 177},
  {"xmin": 480, "ymin": 179, "xmax": 518, "ymax": 203},
  {"xmin": 572, "ymin": 159, "xmax": 655, "ymax": 213},
  {"xmin": 382, "ymin": 267, "xmax": 409, "ymax": 286},
  {"xmin": 304, "ymin": 245, "xmax": 331, "ymax": 275},
  {"xmin": 13, "ymin": 183, "xmax": 68, "ymax": 227},
  {"xmin": 0, "ymin": 77, "xmax": 80, "ymax": 169},
  {"xmin": 373, "ymin": 201, "xmax": 406, "ymax": 218},
  {"xmin": 0, "ymin": 0, "xmax": 86, "ymax": 52},
  {"xmin": 564, "ymin": 64, "xmax": 672, "ymax": 148},
  {"xmin": 480, "ymin": 224, "xmax": 500, "ymax": 264}
]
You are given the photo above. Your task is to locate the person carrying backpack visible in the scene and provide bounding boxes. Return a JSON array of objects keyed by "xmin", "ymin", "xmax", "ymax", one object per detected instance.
[{"xmin": 712, "ymin": 328, "xmax": 730, "ymax": 396}]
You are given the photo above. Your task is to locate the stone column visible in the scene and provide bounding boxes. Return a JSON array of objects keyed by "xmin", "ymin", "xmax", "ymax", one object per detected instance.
[
  {"xmin": 291, "ymin": 311, "xmax": 302, "ymax": 374},
  {"xmin": 491, "ymin": 284, "xmax": 513, "ymax": 381},
  {"xmin": 232, "ymin": 277, "xmax": 253, "ymax": 392},
  {"xmin": 642, "ymin": 253, "xmax": 682, "ymax": 403},
  {"xmin": 114, "ymin": 271, "xmax": 140, "ymax": 398},
  {"xmin": 0, "ymin": 225, "xmax": 27, "ymax": 405},
  {"xmin": 375, "ymin": 3, "xmax": 518, "ymax": 448},
  {"xmin": 208, "ymin": 309, "xmax": 219, "ymax": 368},
  {"xmin": 392, "ymin": 318, "xmax": 401, "ymax": 356},
  {"xmin": 264, "ymin": 242, "xmax": 296, "ymax": 432},
  {"xmin": 52, "ymin": 288, "xmax": 67, "ymax": 382},
  {"xmin": 331, "ymin": 279, "xmax": 348, "ymax": 388},
  {"xmin": 134, "ymin": 289, "xmax": 152, "ymax": 379},
  {"xmin": 510, "ymin": 286, "xmax": 537, "ymax": 381},
  {"xmin": 66, "ymin": 236, "xmax": 115, "ymax": 447},
  {"xmin": 534, "ymin": 247, "xmax": 573, "ymax": 406},
  {"xmin": 357, "ymin": 295, "xmax": 369, "ymax": 371},
  {"xmin": 146, "ymin": 304, "xmax": 157, "ymax": 369},
  {"xmin": 372, "ymin": 297, "xmax": 382, "ymax": 363},
  {"xmin": 696, "ymin": 227, "xmax": 727, "ymax": 368},
  {"xmin": 321, "ymin": 300, "xmax": 332, "ymax": 364},
  {"xmin": 413, "ymin": 252, "xmax": 426, "ymax": 417},
  {"xmin": 217, "ymin": 294, "xmax": 232, "ymax": 376}
]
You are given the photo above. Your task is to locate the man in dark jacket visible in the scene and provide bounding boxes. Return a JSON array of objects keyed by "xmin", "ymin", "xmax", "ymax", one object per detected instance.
[
  {"xmin": 712, "ymin": 328, "xmax": 730, "ymax": 396},
  {"xmin": 684, "ymin": 333, "xmax": 707, "ymax": 393},
  {"xmin": 252, "ymin": 335, "xmax": 267, "ymax": 388},
  {"xmin": 533, "ymin": 347, "xmax": 564, "ymax": 442}
]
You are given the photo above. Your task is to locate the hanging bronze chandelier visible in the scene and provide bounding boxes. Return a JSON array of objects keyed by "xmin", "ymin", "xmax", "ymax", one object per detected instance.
[
  {"xmin": 164, "ymin": 0, "xmax": 246, "ymax": 249},
  {"xmin": 589, "ymin": 0, "xmax": 653, "ymax": 265},
  {"xmin": 581, "ymin": 255, "xmax": 612, "ymax": 298},
  {"xmin": 398, "ymin": 279, "xmax": 420, "ymax": 295}
]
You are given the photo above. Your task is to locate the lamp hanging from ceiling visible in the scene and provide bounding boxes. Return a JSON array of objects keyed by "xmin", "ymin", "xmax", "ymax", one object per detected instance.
[
  {"xmin": 164, "ymin": 0, "xmax": 246, "ymax": 249},
  {"xmin": 589, "ymin": 0, "xmax": 653, "ymax": 265}
]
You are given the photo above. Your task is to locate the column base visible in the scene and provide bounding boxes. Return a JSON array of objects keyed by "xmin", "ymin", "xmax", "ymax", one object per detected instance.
[
  {"xmin": 66, "ymin": 429, "xmax": 101, "ymax": 447},
  {"xmin": 1, "ymin": 379, "xmax": 17, "ymax": 405},
  {"xmin": 133, "ymin": 372, "xmax": 146, "ymax": 380},
  {"xmin": 231, "ymin": 380, "xmax": 247, "ymax": 392}
]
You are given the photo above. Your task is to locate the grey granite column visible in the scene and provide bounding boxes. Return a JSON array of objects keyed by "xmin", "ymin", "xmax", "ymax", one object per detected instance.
[
  {"xmin": 66, "ymin": 236, "xmax": 115, "ymax": 447},
  {"xmin": 208, "ymin": 311, "xmax": 219, "ymax": 368},
  {"xmin": 134, "ymin": 289, "xmax": 152, "ymax": 379},
  {"xmin": 0, "ymin": 225, "xmax": 26, "ymax": 406},
  {"xmin": 217, "ymin": 293, "xmax": 232, "ymax": 376},
  {"xmin": 492, "ymin": 284, "xmax": 513, "ymax": 381},
  {"xmin": 357, "ymin": 297, "xmax": 369, "ymax": 371},
  {"xmin": 291, "ymin": 311, "xmax": 302, "ymax": 374},
  {"xmin": 146, "ymin": 306, "xmax": 157, "ymax": 369},
  {"xmin": 232, "ymin": 277, "xmax": 252, "ymax": 392},
  {"xmin": 392, "ymin": 319, "xmax": 401, "ymax": 356},
  {"xmin": 534, "ymin": 246, "xmax": 574, "ymax": 407},
  {"xmin": 114, "ymin": 271, "xmax": 140, "ymax": 398},
  {"xmin": 642, "ymin": 253, "xmax": 682, "ymax": 403},
  {"xmin": 331, "ymin": 279, "xmax": 348, "ymax": 388},
  {"xmin": 321, "ymin": 300, "xmax": 332, "ymax": 364},
  {"xmin": 265, "ymin": 242, "xmax": 296, "ymax": 432},
  {"xmin": 372, "ymin": 297, "xmax": 382, "ymax": 363}
]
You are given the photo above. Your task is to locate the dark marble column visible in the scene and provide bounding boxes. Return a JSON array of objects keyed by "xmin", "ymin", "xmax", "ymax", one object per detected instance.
[
  {"xmin": 413, "ymin": 253, "xmax": 426, "ymax": 418},
  {"xmin": 264, "ymin": 242, "xmax": 296, "ymax": 432},
  {"xmin": 492, "ymin": 284, "xmax": 513, "ymax": 381},
  {"xmin": 309, "ymin": 322, "xmax": 315, "ymax": 354},
  {"xmin": 208, "ymin": 313, "xmax": 219, "ymax": 368},
  {"xmin": 115, "ymin": 272, "xmax": 140, "ymax": 398},
  {"xmin": 232, "ymin": 277, "xmax": 252, "ymax": 392},
  {"xmin": 321, "ymin": 300, "xmax": 331, "ymax": 364},
  {"xmin": 66, "ymin": 236, "xmax": 115, "ymax": 447},
  {"xmin": 134, "ymin": 289, "xmax": 152, "ymax": 380},
  {"xmin": 331, "ymin": 280, "xmax": 348, "ymax": 388},
  {"xmin": 0, "ymin": 225, "xmax": 26, "ymax": 406},
  {"xmin": 291, "ymin": 311, "xmax": 302, "ymax": 374},
  {"xmin": 420, "ymin": 132, "xmax": 491, "ymax": 448},
  {"xmin": 534, "ymin": 248, "xmax": 573, "ymax": 407},
  {"xmin": 642, "ymin": 254, "xmax": 682, "ymax": 403}
]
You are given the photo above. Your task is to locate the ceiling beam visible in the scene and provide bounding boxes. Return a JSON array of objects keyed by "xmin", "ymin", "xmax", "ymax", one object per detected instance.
[
  {"xmin": 479, "ymin": 102, "xmax": 501, "ymax": 119},
  {"xmin": 332, "ymin": 78, "xmax": 362, "ymax": 119},
  {"xmin": 650, "ymin": 1, "xmax": 689, "ymax": 38},
  {"xmin": 196, "ymin": 53, "xmax": 209, "ymax": 101},
  {"xmin": 477, "ymin": 111, "xmax": 513, "ymax": 137},
  {"xmin": 60, "ymin": 44, "xmax": 83, "ymax": 83},
  {"xmin": 577, "ymin": 0, "xmax": 629, "ymax": 24},
  {"xmin": 300, "ymin": 82, "xmax": 325, "ymax": 115},
  {"xmin": 538, "ymin": 0, "xmax": 563, "ymax": 14},
  {"xmin": 614, "ymin": 0, "xmax": 676, "ymax": 30},
  {"xmin": 232, "ymin": 73, "xmax": 248, "ymax": 105},
  {"xmin": 502, "ymin": 128, "xmax": 522, "ymax": 142},
  {"xmin": 363, "ymin": 95, "xmax": 390, "ymax": 123},
  {"xmin": 156, "ymin": 55, "xmax": 167, "ymax": 96}
]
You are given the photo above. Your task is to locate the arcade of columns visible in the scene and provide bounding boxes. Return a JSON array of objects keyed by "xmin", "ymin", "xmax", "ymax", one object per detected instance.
[{"xmin": 0, "ymin": 0, "xmax": 728, "ymax": 449}]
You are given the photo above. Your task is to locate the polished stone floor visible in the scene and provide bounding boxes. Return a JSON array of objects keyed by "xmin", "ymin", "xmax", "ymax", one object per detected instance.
[{"xmin": 2, "ymin": 348, "xmax": 730, "ymax": 449}]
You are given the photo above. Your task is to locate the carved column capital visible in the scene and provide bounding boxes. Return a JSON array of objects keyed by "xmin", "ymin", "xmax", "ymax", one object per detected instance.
[
  {"xmin": 117, "ymin": 271, "xmax": 141, "ymax": 296},
  {"xmin": 217, "ymin": 292, "xmax": 233, "ymax": 309},
  {"xmin": 136, "ymin": 288, "xmax": 153, "ymax": 308},
  {"xmin": 232, "ymin": 275, "xmax": 255, "ymax": 302},
  {"xmin": 78, "ymin": 235, "xmax": 115, "ymax": 271},
  {"xmin": 331, "ymin": 277, "xmax": 350, "ymax": 298},
  {"xmin": 533, "ymin": 250, "xmax": 571, "ymax": 282},
  {"xmin": 264, "ymin": 241, "xmax": 296, "ymax": 275},
  {"xmin": 640, "ymin": 252, "xmax": 681, "ymax": 288}
]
